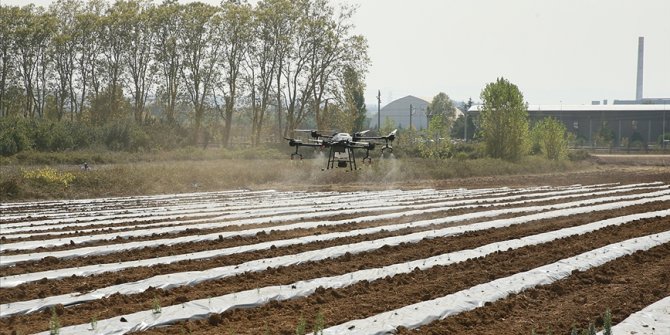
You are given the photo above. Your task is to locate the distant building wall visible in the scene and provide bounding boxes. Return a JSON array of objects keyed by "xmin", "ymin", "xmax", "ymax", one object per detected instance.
[
  {"xmin": 370, "ymin": 95, "xmax": 430, "ymax": 130},
  {"xmin": 468, "ymin": 104, "xmax": 670, "ymax": 147}
]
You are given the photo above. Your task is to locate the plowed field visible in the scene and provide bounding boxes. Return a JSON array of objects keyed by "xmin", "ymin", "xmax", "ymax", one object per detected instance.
[{"xmin": 2, "ymin": 168, "xmax": 670, "ymax": 335}]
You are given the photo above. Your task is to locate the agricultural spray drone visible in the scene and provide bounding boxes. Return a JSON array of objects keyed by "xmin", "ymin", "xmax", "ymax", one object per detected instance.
[{"xmin": 285, "ymin": 129, "xmax": 397, "ymax": 171}]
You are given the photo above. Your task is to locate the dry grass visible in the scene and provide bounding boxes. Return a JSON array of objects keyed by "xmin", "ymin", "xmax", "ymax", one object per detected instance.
[{"xmin": 0, "ymin": 149, "xmax": 596, "ymax": 201}]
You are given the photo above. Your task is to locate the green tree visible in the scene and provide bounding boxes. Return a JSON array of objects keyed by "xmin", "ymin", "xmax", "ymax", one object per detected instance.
[
  {"xmin": 418, "ymin": 113, "xmax": 451, "ymax": 159},
  {"xmin": 0, "ymin": 6, "xmax": 21, "ymax": 118},
  {"xmin": 49, "ymin": 0, "xmax": 83, "ymax": 121},
  {"xmin": 426, "ymin": 92, "xmax": 456, "ymax": 143},
  {"xmin": 217, "ymin": 0, "xmax": 253, "ymax": 148},
  {"xmin": 247, "ymin": 0, "xmax": 282, "ymax": 146},
  {"xmin": 427, "ymin": 92, "xmax": 456, "ymax": 126},
  {"xmin": 595, "ymin": 121, "xmax": 615, "ymax": 148},
  {"xmin": 451, "ymin": 97, "xmax": 476, "ymax": 140},
  {"xmin": 14, "ymin": 5, "xmax": 56, "ymax": 118},
  {"xmin": 73, "ymin": 0, "xmax": 107, "ymax": 120},
  {"xmin": 178, "ymin": 2, "xmax": 222, "ymax": 143},
  {"xmin": 479, "ymin": 77, "xmax": 530, "ymax": 161},
  {"xmin": 338, "ymin": 65, "xmax": 366, "ymax": 133},
  {"xmin": 151, "ymin": 0, "xmax": 182, "ymax": 125},
  {"xmin": 532, "ymin": 117, "xmax": 568, "ymax": 160},
  {"xmin": 119, "ymin": 0, "xmax": 156, "ymax": 124}
]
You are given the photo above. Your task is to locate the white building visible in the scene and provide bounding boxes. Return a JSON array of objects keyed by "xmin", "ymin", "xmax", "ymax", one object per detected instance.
[{"xmin": 369, "ymin": 95, "xmax": 430, "ymax": 130}]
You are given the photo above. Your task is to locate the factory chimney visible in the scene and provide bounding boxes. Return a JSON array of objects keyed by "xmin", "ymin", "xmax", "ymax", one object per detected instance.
[{"xmin": 636, "ymin": 36, "xmax": 644, "ymax": 101}]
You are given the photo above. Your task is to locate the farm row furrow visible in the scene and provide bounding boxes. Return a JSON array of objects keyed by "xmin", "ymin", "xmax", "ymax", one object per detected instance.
[
  {"xmin": 0, "ymin": 188, "xmax": 452, "ymax": 232},
  {"xmin": 5, "ymin": 201, "xmax": 668, "ymax": 304},
  {"xmin": 14, "ymin": 216, "xmax": 669, "ymax": 335},
  {"xmin": 4, "ymin": 187, "xmax": 668, "ymax": 262},
  {"xmin": 1, "ymin": 183, "xmax": 612, "ymax": 237},
  {"xmin": 1, "ymin": 183, "xmax": 668, "ymax": 335},
  {"xmin": 395, "ymin": 245, "xmax": 670, "ymax": 335}
]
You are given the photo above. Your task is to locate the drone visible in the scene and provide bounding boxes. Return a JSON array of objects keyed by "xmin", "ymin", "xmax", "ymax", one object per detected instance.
[{"xmin": 285, "ymin": 129, "xmax": 397, "ymax": 171}]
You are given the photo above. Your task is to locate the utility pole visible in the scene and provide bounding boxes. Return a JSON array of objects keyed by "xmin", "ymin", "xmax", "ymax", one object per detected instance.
[
  {"xmin": 377, "ymin": 90, "xmax": 381, "ymax": 132},
  {"xmin": 409, "ymin": 104, "xmax": 413, "ymax": 130},
  {"xmin": 464, "ymin": 112, "xmax": 468, "ymax": 141}
]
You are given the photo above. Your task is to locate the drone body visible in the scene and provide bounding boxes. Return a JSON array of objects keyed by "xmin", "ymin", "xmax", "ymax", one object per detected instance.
[{"xmin": 285, "ymin": 129, "xmax": 397, "ymax": 170}]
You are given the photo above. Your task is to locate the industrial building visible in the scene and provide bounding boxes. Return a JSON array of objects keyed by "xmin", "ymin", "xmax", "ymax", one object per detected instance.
[
  {"xmin": 369, "ymin": 95, "xmax": 430, "ymax": 130},
  {"xmin": 468, "ymin": 36, "xmax": 669, "ymax": 148}
]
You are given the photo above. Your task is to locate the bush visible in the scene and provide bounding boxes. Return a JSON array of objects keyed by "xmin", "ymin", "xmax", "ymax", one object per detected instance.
[
  {"xmin": 0, "ymin": 118, "xmax": 33, "ymax": 156},
  {"xmin": 568, "ymin": 149, "xmax": 591, "ymax": 161},
  {"xmin": 0, "ymin": 178, "xmax": 21, "ymax": 198}
]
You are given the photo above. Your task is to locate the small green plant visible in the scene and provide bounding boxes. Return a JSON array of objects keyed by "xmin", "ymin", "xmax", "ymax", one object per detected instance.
[
  {"xmin": 152, "ymin": 294, "xmax": 162, "ymax": 314},
  {"xmin": 90, "ymin": 315, "xmax": 98, "ymax": 330},
  {"xmin": 588, "ymin": 323, "xmax": 596, "ymax": 335},
  {"xmin": 295, "ymin": 315, "xmax": 307, "ymax": 335},
  {"xmin": 49, "ymin": 306, "xmax": 61, "ymax": 335},
  {"xmin": 313, "ymin": 311, "xmax": 326, "ymax": 335},
  {"xmin": 603, "ymin": 309, "xmax": 613, "ymax": 335},
  {"xmin": 570, "ymin": 324, "xmax": 579, "ymax": 335}
]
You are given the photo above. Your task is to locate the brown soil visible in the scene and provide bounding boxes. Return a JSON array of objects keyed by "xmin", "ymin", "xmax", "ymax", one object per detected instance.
[{"xmin": 1, "ymin": 166, "xmax": 669, "ymax": 335}]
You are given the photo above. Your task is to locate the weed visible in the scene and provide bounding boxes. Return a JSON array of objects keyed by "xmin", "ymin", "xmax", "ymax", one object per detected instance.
[
  {"xmin": 313, "ymin": 311, "xmax": 326, "ymax": 335},
  {"xmin": 49, "ymin": 306, "xmax": 61, "ymax": 335},
  {"xmin": 295, "ymin": 315, "xmax": 307, "ymax": 335},
  {"xmin": 588, "ymin": 323, "xmax": 596, "ymax": 335},
  {"xmin": 152, "ymin": 294, "xmax": 162, "ymax": 314},
  {"xmin": 90, "ymin": 315, "xmax": 98, "ymax": 330},
  {"xmin": 570, "ymin": 324, "xmax": 579, "ymax": 335},
  {"xmin": 603, "ymin": 309, "xmax": 613, "ymax": 335}
]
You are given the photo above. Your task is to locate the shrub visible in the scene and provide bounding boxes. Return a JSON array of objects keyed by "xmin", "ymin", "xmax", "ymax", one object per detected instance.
[
  {"xmin": 0, "ymin": 118, "xmax": 32, "ymax": 156},
  {"xmin": 532, "ymin": 117, "xmax": 568, "ymax": 160},
  {"xmin": 22, "ymin": 167, "xmax": 75, "ymax": 187}
]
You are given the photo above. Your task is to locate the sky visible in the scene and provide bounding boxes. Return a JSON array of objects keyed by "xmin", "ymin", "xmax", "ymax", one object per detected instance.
[{"xmin": 4, "ymin": 0, "xmax": 669, "ymax": 107}]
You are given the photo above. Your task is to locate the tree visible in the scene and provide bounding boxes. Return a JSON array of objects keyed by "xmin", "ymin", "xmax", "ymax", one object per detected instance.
[
  {"xmin": 72, "ymin": 0, "xmax": 106, "ymax": 120},
  {"xmin": 217, "ymin": 0, "xmax": 253, "ymax": 148},
  {"xmin": 49, "ymin": 0, "xmax": 82, "ymax": 121},
  {"xmin": 427, "ymin": 92, "xmax": 456, "ymax": 138},
  {"xmin": 151, "ymin": 0, "xmax": 182, "ymax": 125},
  {"xmin": 479, "ymin": 77, "xmax": 530, "ymax": 161},
  {"xmin": 418, "ymin": 113, "xmax": 451, "ymax": 159},
  {"xmin": 98, "ymin": 1, "xmax": 128, "ymax": 123},
  {"xmin": 0, "ymin": 6, "xmax": 21, "ymax": 117},
  {"xmin": 14, "ymin": 5, "xmax": 56, "ymax": 118},
  {"xmin": 120, "ymin": 0, "xmax": 155, "ymax": 124},
  {"xmin": 246, "ymin": 0, "xmax": 281, "ymax": 146},
  {"xmin": 531, "ymin": 117, "xmax": 568, "ymax": 160},
  {"xmin": 178, "ymin": 2, "xmax": 222, "ymax": 143},
  {"xmin": 340, "ymin": 65, "xmax": 366, "ymax": 133},
  {"xmin": 450, "ymin": 97, "xmax": 476, "ymax": 140}
]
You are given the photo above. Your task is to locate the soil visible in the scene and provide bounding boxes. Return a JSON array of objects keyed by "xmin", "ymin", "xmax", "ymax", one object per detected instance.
[{"xmin": 1, "ymin": 165, "xmax": 669, "ymax": 335}]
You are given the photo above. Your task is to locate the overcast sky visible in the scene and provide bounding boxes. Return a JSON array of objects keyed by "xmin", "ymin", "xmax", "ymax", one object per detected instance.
[{"xmin": 4, "ymin": 0, "xmax": 669, "ymax": 106}]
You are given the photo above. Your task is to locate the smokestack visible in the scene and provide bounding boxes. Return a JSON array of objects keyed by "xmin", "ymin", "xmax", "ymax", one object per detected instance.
[{"xmin": 636, "ymin": 36, "xmax": 644, "ymax": 101}]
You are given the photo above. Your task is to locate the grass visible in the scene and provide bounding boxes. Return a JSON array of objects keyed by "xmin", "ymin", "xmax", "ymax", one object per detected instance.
[{"xmin": 0, "ymin": 147, "xmax": 596, "ymax": 201}]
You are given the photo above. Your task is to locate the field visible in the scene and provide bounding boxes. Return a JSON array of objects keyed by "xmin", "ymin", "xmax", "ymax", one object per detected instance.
[{"xmin": 1, "ymin": 165, "xmax": 670, "ymax": 335}]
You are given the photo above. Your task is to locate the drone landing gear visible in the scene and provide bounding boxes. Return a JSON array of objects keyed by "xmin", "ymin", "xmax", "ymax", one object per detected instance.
[
  {"xmin": 362, "ymin": 149, "xmax": 373, "ymax": 165},
  {"xmin": 290, "ymin": 146, "xmax": 303, "ymax": 160},
  {"xmin": 326, "ymin": 146, "xmax": 357, "ymax": 171}
]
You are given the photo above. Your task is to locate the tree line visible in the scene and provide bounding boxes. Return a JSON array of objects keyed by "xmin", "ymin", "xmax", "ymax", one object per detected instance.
[{"xmin": 0, "ymin": 0, "xmax": 369, "ymax": 153}]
